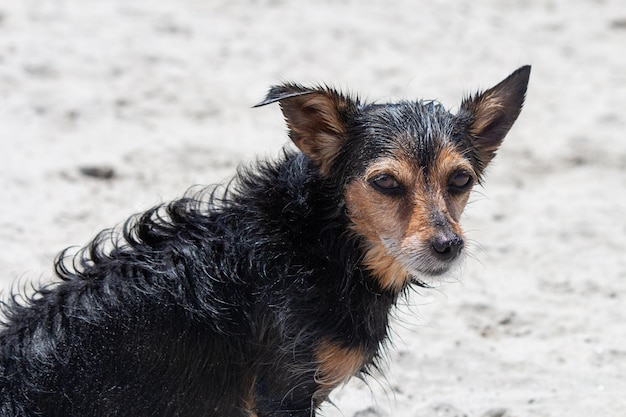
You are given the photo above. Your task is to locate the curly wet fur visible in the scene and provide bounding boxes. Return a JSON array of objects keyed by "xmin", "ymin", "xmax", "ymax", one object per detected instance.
[{"xmin": 0, "ymin": 152, "xmax": 399, "ymax": 417}]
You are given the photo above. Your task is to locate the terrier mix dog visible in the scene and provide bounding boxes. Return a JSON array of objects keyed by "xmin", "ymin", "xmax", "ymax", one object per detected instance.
[{"xmin": 0, "ymin": 66, "xmax": 530, "ymax": 417}]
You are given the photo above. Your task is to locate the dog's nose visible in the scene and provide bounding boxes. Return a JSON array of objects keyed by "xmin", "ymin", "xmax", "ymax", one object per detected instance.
[{"xmin": 431, "ymin": 233, "xmax": 464, "ymax": 261}]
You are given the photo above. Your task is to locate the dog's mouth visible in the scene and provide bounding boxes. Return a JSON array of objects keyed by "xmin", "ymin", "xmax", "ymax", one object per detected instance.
[{"xmin": 381, "ymin": 237, "xmax": 463, "ymax": 282}]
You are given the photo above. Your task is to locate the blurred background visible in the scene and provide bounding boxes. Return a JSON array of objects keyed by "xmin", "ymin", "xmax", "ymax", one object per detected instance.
[{"xmin": 1, "ymin": 1, "xmax": 625, "ymax": 416}]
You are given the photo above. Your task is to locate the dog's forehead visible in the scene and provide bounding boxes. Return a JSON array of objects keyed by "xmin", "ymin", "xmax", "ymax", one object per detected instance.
[
  {"xmin": 352, "ymin": 101, "xmax": 461, "ymax": 165},
  {"xmin": 338, "ymin": 100, "xmax": 475, "ymax": 178},
  {"xmin": 361, "ymin": 100, "xmax": 454, "ymax": 136}
]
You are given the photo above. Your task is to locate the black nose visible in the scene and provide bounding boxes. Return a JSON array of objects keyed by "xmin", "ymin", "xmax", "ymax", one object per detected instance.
[{"xmin": 431, "ymin": 233, "xmax": 464, "ymax": 261}]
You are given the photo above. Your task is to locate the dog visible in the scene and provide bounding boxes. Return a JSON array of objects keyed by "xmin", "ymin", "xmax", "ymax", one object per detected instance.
[{"xmin": 0, "ymin": 66, "xmax": 530, "ymax": 417}]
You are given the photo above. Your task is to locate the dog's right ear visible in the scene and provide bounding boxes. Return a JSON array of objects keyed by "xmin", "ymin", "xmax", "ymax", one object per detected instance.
[
  {"xmin": 459, "ymin": 65, "xmax": 531, "ymax": 175},
  {"xmin": 255, "ymin": 84, "xmax": 358, "ymax": 176}
]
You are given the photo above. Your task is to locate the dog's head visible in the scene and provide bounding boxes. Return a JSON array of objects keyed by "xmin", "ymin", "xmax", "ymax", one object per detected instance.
[{"xmin": 257, "ymin": 66, "xmax": 530, "ymax": 292}]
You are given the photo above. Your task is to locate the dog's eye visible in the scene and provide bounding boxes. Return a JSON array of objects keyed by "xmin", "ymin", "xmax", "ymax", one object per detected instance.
[
  {"xmin": 369, "ymin": 174, "xmax": 403, "ymax": 195},
  {"xmin": 448, "ymin": 170, "xmax": 473, "ymax": 191}
]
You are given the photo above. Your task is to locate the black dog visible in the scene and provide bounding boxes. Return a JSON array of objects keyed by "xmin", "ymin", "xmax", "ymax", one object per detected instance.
[{"xmin": 0, "ymin": 66, "xmax": 530, "ymax": 417}]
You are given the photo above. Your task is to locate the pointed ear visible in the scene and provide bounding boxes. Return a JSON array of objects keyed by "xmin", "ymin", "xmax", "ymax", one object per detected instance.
[
  {"xmin": 255, "ymin": 83, "xmax": 358, "ymax": 176},
  {"xmin": 459, "ymin": 65, "xmax": 531, "ymax": 171}
]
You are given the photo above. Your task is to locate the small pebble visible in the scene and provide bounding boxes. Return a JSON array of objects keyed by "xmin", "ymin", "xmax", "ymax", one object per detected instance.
[{"xmin": 79, "ymin": 166, "xmax": 116, "ymax": 180}]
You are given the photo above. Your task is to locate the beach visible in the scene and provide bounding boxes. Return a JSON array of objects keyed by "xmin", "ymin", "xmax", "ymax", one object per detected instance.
[{"xmin": 1, "ymin": 1, "xmax": 625, "ymax": 415}]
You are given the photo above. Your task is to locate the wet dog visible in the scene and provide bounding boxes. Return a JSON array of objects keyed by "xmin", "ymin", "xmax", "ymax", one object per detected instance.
[{"xmin": 0, "ymin": 66, "xmax": 530, "ymax": 417}]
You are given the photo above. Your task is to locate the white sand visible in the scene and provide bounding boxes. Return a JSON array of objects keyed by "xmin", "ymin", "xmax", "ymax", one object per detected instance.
[{"xmin": 1, "ymin": 1, "xmax": 625, "ymax": 416}]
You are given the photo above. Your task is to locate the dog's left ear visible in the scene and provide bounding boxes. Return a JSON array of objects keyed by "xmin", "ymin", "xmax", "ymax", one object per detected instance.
[
  {"xmin": 459, "ymin": 65, "xmax": 531, "ymax": 172},
  {"xmin": 255, "ymin": 84, "xmax": 358, "ymax": 176}
]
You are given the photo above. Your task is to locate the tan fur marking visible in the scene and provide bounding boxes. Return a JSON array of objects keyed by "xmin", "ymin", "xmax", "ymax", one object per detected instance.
[
  {"xmin": 345, "ymin": 155, "xmax": 420, "ymax": 291},
  {"xmin": 469, "ymin": 97, "xmax": 504, "ymax": 141},
  {"xmin": 285, "ymin": 93, "xmax": 349, "ymax": 176},
  {"xmin": 363, "ymin": 156, "xmax": 417, "ymax": 188},
  {"xmin": 314, "ymin": 340, "xmax": 369, "ymax": 395},
  {"xmin": 430, "ymin": 145, "xmax": 476, "ymax": 221},
  {"xmin": 361, "ymin": 241, "xmax": 410, "ymax": 292},
  {"xmin": 345, "ymin": 176, "xmax": 412, "ymax": 291},
  {"xmin": 301, "ymin": 95, "xmax": 346, "ymax": 136},
  {"xmin": 309, "ymin": 132, "xmax": 344, "ymax": 176},
  {"xmin": 345, "ymin": 145, "xmax": 475, "ymax": 288},
  {"xmin": 464, "ymin": 91, "xmax": 509, "ymax": 162}
]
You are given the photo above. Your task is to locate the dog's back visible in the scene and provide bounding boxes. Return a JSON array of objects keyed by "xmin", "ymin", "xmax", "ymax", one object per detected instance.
[
  {"xmin": 0, "ymin": 152, "xmax": 390, "ymax": 416},
  {"xmin": 0, "ymin": 184, "xmax": 255, "ymax": 416},
  {"xmin": 0, "ymin": 154, "xmax": 318, "ymax": 416},
  {"xmin": 0, "ymin": 67, "xmax": 530, "ymax": 417}
]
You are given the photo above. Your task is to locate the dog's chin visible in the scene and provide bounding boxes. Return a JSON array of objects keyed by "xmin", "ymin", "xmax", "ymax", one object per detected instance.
[
  {"xmin": 417, "ymin": 264, "xmax": 452, "ymax": 277},
  {"xmin": 401, "ymin": 253, "xmax": 463, "ymax": 287}
]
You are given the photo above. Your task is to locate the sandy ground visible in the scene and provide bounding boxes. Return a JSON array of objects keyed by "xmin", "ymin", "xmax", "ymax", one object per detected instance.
[{"xmin": 1, "ymin": 0, "xmax": 626, "ymax": 416}]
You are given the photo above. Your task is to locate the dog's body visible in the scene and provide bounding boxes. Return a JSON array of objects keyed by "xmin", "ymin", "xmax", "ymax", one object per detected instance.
[{"xmin": 0, "ymin": 67, "xmax": 530, "ymax": 417}]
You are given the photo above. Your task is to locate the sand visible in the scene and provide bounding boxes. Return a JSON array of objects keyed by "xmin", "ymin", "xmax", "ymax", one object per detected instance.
[{"xmin": 1, "ymin": 0, "xmax": 625, "ymax": 416}]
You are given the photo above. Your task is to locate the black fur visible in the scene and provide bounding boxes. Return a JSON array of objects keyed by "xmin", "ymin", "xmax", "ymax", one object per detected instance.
[
  {"xmin": 0, "ymin": 153, "xmax": 396, "ymax": 417},
  {"xmin": 0, "ymin": 67, "xmax": 530, "ymax": 417}
]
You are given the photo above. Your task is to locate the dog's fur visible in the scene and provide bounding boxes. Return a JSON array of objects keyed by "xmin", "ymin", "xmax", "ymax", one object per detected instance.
[{"xmin": 0, "ymin": 67, "xmax": 530, "ymax": 417}]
